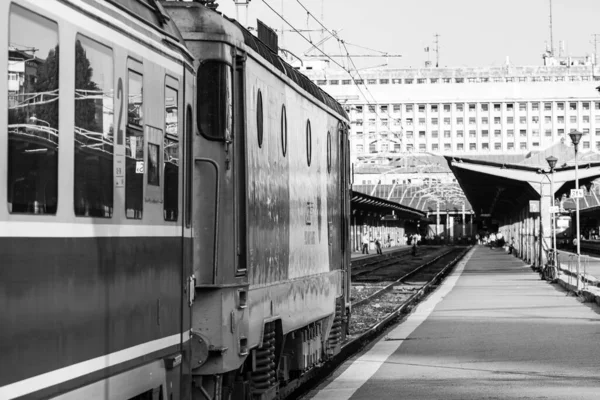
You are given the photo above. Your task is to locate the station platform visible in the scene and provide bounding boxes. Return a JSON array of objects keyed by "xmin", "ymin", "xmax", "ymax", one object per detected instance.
[
  {"xmin": 350, "ymin": 245, "xmax": 410, "ymax": 261},
  {"xmin": 306, "ymin": 246, "xmax": 600, "ymax": 400}
]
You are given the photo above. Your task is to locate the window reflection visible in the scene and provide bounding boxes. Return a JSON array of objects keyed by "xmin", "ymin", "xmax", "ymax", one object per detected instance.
[
  {"xmin": 164, "ymin": 85, "xmax": 178, "ymax": 221},
  {"xmin": 7, "ymin": 6, "xmax": 59, "ymax": 214},
  {"xmin": 126, "ymin": 70, "xmax": 143, "ymax": 219},
  {"xmin": 74, "ymin": 35, "xmax": 114, "ymax": 217},
  {"xmin": 197, "ymin": 61, "xmax": 232, "ymax": 140}
]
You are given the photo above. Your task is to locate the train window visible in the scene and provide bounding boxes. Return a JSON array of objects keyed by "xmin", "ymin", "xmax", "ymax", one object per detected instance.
[
  {"xmin": 74, "ymin": 35, "xmax": 114, "ymax": 217},
  {"xmin": 164, "ymin": 84, "xmax": 178, "ymax": 221},
  {"xmin": 126, "ymin": 69, "xmax": 144, "ymax": 219},
  {"xmin": 257, "ymin": 90, "xmax": 263, "ymax": 148},
  {"xmin": 197, "ymin": 61, "xmax": 232, "ymax": 141},
  {"xmin": 281, "ymin": 104, "xmax": 287, "ymax": 156},
  {"xmin": 7, "ymin": 6, "xmax": 59, "ymax": 214},
  {"xmin": 147, "ymin": 143, "xmax": 159, "ymax": 185},
  {"xmin": 306, "ymin": 119, "xmax": 312, "ymax": 166},
  {"xmin": 326, "ymin": 130, "xmax": 332, "ymax": 173},
  {"xmin": 185, "ymin": 105, "xmax": 193, "ymax": 228}
]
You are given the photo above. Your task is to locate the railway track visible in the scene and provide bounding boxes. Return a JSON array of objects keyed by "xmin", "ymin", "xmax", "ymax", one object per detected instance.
[{"xmin": 281, "ymin": 246, "xmax": 471, "ymax": 400}]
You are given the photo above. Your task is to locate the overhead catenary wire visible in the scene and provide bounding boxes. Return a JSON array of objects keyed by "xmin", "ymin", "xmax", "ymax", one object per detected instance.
[{"xmin": 262, "ymin": 0, "xmax": 402, "ymax": 144}]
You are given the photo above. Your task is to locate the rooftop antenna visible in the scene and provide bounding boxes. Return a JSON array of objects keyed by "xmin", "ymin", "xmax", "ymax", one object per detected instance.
[
  {"xmin": 433, "ymin": 33, "xmax": 440, "ymax": 67},
  {"xmin": 549, "ymin": 0, "xmax": 554, "ymax": 56}
]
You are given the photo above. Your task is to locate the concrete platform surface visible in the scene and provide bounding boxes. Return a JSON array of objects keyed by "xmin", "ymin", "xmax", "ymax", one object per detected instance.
[{"xmin": 305, "ymin": 246, "xmax": 600, "ymax": 400}]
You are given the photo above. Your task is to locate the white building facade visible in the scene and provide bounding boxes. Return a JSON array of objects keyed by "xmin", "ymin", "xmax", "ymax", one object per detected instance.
[{"xmin": 302, "ymin": 63, "xmax": 600, "ymax": 163}]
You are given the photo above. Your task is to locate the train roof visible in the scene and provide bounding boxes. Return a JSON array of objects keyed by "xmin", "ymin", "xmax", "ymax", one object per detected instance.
[
  {"xmin": 104, "ymin": 0, "xmax": 187, "ymax": 46},
  {"xmin": 161, "ymin": 1, "xmax": 348, "ymax": 120}
]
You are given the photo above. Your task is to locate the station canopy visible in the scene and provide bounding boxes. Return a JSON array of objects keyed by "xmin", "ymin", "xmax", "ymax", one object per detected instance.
[
  {"xmin": 351, "ymin": 190, "xmax": 426, "ymax": 220},
  {"xmin": 445, "ymin": 142, "xmax": 600, "ymax": 219}
]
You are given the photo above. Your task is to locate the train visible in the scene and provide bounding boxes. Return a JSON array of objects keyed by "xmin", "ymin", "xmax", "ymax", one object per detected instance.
[{"xmin": 1, "ymin": 1, "xmax": 351, "ymax": 399}]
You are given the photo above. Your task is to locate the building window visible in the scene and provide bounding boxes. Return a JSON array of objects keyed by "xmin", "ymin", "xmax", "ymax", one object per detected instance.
[
  {"xmin": 595, "ymin": 102, "xmax": 600, "ymax": 110},
  {"xmin": 381, "ymin": 119, "xmax": 388, "ymax": 127},
  {"xmin": 557, "ymin": 102, "xmax": 565, "ymax": 110},
  {"xmin": 431, "ymin": 104, "xmax": 438, "ymax": 112},
  {"xmin": 368, "ymin": 104, "xmax": 376, "ymax": 113},
  {"xmin": 392, "ymin": 78, "xmax": 402, "ymax": 84},
  {"xmin": 355, "ymin": 105, "xmax": 363, "ymax": 113},
  {"xmin": 583, "ymin": 128, "xmax": 590, "ymax": 134},
  {"xmin": 518, "ymin": 77, "xmax": 527, "ymax": 82},
  {"xmin": 558, "ymin": 116, "xmax": 564, "ymax": 123},
  {"xmin": 493, "ymin": 103, "xmax": 501, "ymax": 111},
  {"xmin": 431, "ymin": 118, "xmax": 438, "ymax": 125},
  {"xmin": 545, "ymin": 129, "xmax": 552, "ymax": 137},
  {"xmin": 444, "ymin": 117, "xmax": 451, "ymax": 125},
  {"xmin": 444, "ymin": 130, "xmax": 451, "ymax": 138},
  {"xmin": 558, "ymin": 128, "xmax": 565, "ymax": 135},
  {"xmin": 507, "ymin": 129, "xmax": 514, "ymax": 137},
  {"xmin": 419, "ymin": 131, "xmax": 426, "ymax": 138},
  {"xmin": 519, "ymin": 103, "xmax": 527, "ymax": 111},
  {"xmin": 494, "ymin": 143, "xmax": 501, "ymax": 150},
  {"xmin": 8, "ymin": 6, "xmax": 59, "ymax": 215},
  {"xmin": 456, "ymin": 78, "xmax": 464, "ymax": 83},
  {"xmin": 482, "ymin": 143, "xmax": 489, "ymax": 150},
  {"xmin": 380, "ymin": 105, "xmax": 388, "ymax": 113},
  {"xmin": 506, "ymin": 103, "xmax": 514, "ymax": 110},
  {"xmin": 457, "ymin": 117, "xmax": 464, "ymax": 125},
  {"xmin": 469, "ymin": 130, "xmax": 476, "ymax": 138},
  {"xmin": 596, "ymin": 128, "xmax": 600, "ymax": 136},
  {"xmin": 457, "ymin": 130, "xmax": 464, "ymax": 138},
  {"xmin": 406, "ymin": 131, "xmax": 413, "ymax": 138},
  {"xmin": 583, "ymin": 115, "xmax": 590, "ymax": 123},
  {"xmin": 432, "ymin": 143, "xmax": 439, "ymax": 151},
  {"xmin": 405, "ymin": 118, "xmax": 413, "ymax": 126},
  {"xmin": 380, "ymin": 79, "xmax": 389, "ymax": 84},
  {"xmin": 419, "ymin": 144, "xmax": 426, "ymax": 152},
  {"xmin": 481, "ymin": 104, "xmax": 489, "ymax": 111},
  {"xmin": 444, "ymin": 143, "xmax": 451, "ymax": 150},
  {"xmin": 519, "ymin": 129, "xmax": 527, "ymax": 137},
  {"xmin": 456, "ymin": 103, "xmax": 464, "ymax": 111},
  {"xmin": 417, "ymin": 78, "xmax": 426, "ymax": 84},
  {"xmin": 544, "ymin": 116, "xmax": 552, "ymax": 124},
  {"xmin": 393, "ymin": 104, "xmax": 401, "ymax": 112},
  {"xmin": 596, "ymin": 115, "xmax": 600, "ymax": 123},
  {"xmin": 532, "ymin": 142, "xmax": 540, "ymax": 147},
  {"xmin": 583, "ymin": 141, "xmax": 591, "ymax": 149},
  {"xmin": 569, "ymin": 102, "xmax": 577, "ymax": 110},
  {"xmin": 355, "ymin": 79, "xmax": 364, "ymax": 84},
  {"xmin": 519, "ymin": 116, "xmax": 527, "ymax": 124},
  {"xmin": 482, "ymin": 117, "xmax": 489, "ymax": 124},
  {"xmin": 407, "ymin": 144, "xmax": 414, "ymax": 151},
  {"xmin": 532, "ymin": 129, "xmax": 539, "ymax": 137},
  {"xmin": 508, "ymin": 142, "xmax": 515, "ymax": 150},
  {"xmin": 532, "ymin": 77, "xmax": 541, "ymax": 82},
  {"xmin": 419, "ymin": 118, "xmax": 426, "ymax": 125},
  {"xmin": 356, "ymin": 144, "xmax": 363, "ymax": 153},
  {"xmin": 468, "ymin": 77, "xmax": 477, "ymax": 83},
  {"xmin": 443, "ymin": 104, "xmax": 451, "ymax": 112},
  {"xmin": 342, "ymin": 79, "xmax": 351, "ymax": 85},
  {"xmin": 482, "ymin": 130, "xmax": 489, "ymax": 137},
  {"xmin": 329, "ymin": 80, "xmax": 339, "ymax": 85},
  {"xmin": 532, "ymin": 116, "xmax": 539, "ymax": 123},
  {"xmin": 494, "ymin": 129, "xmax": 501, "ymax": 137},
  {"xmin": 583, "ymin": 102, "xmax": 590, "ymax": 110},
  {"xmin": 494, "ymin": 117, "xmax": 501, "ymax": 124},
  {"xmin": 469, "ymin": 103, "xmax": 476, "ymax": 112},
  {"xmin": 368, "ymin": 119, "xmax": 376, "ymax": 126},
  {"xmin": 367, "ymin": 79, "xmax": 377, "ymax": 85},
  {"xmin": 469, "ymin": 117, "xmax": 476, "ymax": 125},
  {"xmin": 418, "ymin": 104, "xmax": 426, "ymax": 113},
  {"xmin": 405, "ymin": 79, "xmax": 413, "ymax": 84},
  {"xmin": 544, "ymin": 102, "xmax": 552, "ymax": 111},
  {"xmin": 569, "ymin": 116, "xmax": 577, "ymax": 123},
  {"xmin": 431, "ymin": 130, "xmax": 439, "ymax": 138},
  {"xmin": 457, "ymin": 143, "xmax": 464, "ymax": 150},
  {"xmin": 520, "ymin": 142, "xmax": 527, "ymax": 150},
  {"xmin": 316, "ymin": 80, "xmax": 326, "ymax": 85},
  {"xmin": 506, "ymin": 77, "xmax": 515, "ymax": 82},
  {"xmin": 507, "ymin": 116, "xmax": 514, "ymax": 124},
  {"xmin": 532, "ymin": 102, "xmax": 539, "ymax": 111},
  {"xmin": 469, "ymin": 143, "xmax": 476, "ymax": 151},
  {"xmin": 406, "ymin": 104, "xmax": 413, "ymax": 112}
]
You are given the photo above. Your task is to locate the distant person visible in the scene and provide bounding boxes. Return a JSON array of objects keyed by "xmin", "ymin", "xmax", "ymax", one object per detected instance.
[
  {"xmin": 411, "ymin": 233, "xmax": 418, "ymax": 256},
  {"xmin": 509, "ymin": 238, "xmax": 515, "ymax": 255},
  {"xmin": 475, "ymin": 233, "xmax": 480, "ymax": 245},
  {"xmin": 362, "ymin": 233, "xmax": 370, "ymax": 254},
  {"xmin": 375, "ymin": 237, "xmax": 382, "ymax": 254}
]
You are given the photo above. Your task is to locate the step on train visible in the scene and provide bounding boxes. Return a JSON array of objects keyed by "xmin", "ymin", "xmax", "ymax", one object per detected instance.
[{"xmin": 0, "ymin": 0, "xmax": 351, "ymax": 399}]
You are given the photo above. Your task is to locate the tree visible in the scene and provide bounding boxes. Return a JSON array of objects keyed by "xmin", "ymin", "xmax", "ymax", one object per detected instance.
[{"xmin": 33, "ymin": 45, "xmax": 59, "ymax": 129}]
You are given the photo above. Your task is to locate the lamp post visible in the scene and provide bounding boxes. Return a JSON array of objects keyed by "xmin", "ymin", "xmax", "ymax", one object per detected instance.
[
  {"xmin": 568, "ymin": 130, "xmax": 583, "ymax": 291},
  {"xmin": 546, "ymin": 155, "xmax": 558, "ymax": 275}
]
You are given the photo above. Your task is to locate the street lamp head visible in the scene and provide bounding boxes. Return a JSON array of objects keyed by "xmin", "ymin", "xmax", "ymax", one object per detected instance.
[
  {"xmin": 568, "ymin": 130, "xmax": 583, "ymax": 147},
  {"xmin": 546, "ymin": 155, "xmax": 558, "ymax": 170}
]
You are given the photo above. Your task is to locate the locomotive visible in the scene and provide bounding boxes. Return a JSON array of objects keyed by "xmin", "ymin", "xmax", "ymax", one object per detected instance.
[{"xmin": 1, "ymin": 0, "xmax": 351, "ymax": 399}]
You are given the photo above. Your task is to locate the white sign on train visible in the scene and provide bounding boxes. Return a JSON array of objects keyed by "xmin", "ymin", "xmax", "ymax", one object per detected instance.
[
  {"xmin": 549, "ymin": 205, "xmax": 560, "ymax": 213},
  {"xmin": 570, "ymin": 189, "xmax": 584, "ymax": 198}
]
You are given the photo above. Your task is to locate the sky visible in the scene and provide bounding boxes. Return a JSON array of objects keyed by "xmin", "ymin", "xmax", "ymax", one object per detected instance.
[{"xmin": 216, "ymin": 0, "xmax": 600, "ymax": 70}]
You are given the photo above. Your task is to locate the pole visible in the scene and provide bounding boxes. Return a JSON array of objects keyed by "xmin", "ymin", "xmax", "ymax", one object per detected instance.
[
  {"xmin": 575, "ymin": 147, "xmax": 581, "ymax": 291},
  {"xmin": 551, "ymin": 169, "xmax": 557, "ymax": 272},
  {"xmin": 436, "ymin": 201, "xmax": 440, "ymax": 237},
  {"xmin": 462, "ymin": 203, "xmax": 466, "ymax": 238}
]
